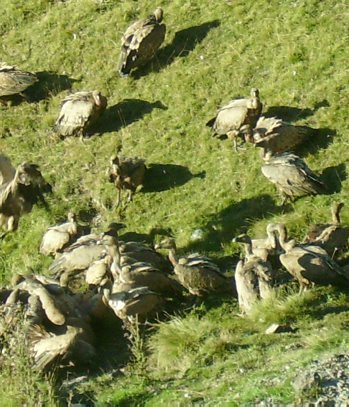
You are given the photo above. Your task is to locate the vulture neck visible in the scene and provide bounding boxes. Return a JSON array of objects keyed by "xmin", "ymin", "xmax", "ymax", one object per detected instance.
[
  {"xmin": 109, "ymin": 243, "xmax": 122, "ymax": 278},
  {"xmin": 277, "ymin": 225, "xmax": 295, "ymax": 252},
  {"xmin": 167, "ymin": 244, "xmax": 178, "ymax": 267},
  {"xmin": 331, "ymin": 203, "xmax": 343, "ymax": 225},
  {"xmin": 242, "ymin": 241, "xmax": 254, "ymax": 259}
]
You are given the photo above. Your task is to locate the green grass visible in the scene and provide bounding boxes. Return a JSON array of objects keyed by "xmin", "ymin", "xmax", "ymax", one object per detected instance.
[{"xmin": 1, "ymin": 0, "xmax": 349, "ymax": 404}]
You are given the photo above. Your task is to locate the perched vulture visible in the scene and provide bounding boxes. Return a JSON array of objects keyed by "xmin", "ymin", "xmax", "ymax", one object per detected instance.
[
  {"xmin": 303, "ymin": 202, "xmax": 349, "ymax": 257},
  {"xmin": 269, "ymin": 223, "xmax": 349, "ymax": 292},
  {"xmin": 103, "ymin": 286, "xmax": 163, "ymax": 323},
  {"xmin": 0, "ymin": 157, "xmax": 52, "ymax": 232},
  {"xmin": 155, "ymin": 238, "xmax": 233, "ymax": 297},
  {"xmin": 40, "ymin": 213, "xmax": 78, "ymax": 257},
  {"xmin": 107, "ymin": 155, "xmax": 146, "ymax": 206},
  {"xmin": 207, "ymin": 88, "xmax": 262, "ymax": 151},
  {"xmin": 54, "ymin": 90, "xmax": 107, "ymax": 138},
  {"xmin": 118, "ymin": 7, "xmax": 166, "ymax": 76},
  {"xmin": 233, "ymin": 234, "xmax": 274, "ymax": 314},
  {"xmin": 261, "ymin": 153, "xmax": 326, "ymax": 204},
  {"xmin": 253, "ymin": 116, "xmax": 313, "ymax": 155}
]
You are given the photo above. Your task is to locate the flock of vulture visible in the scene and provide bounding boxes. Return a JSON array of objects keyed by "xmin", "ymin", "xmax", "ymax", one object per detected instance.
[{"xmin": 0, "ymin": 6, "xmax": 348, "ymax": 375}]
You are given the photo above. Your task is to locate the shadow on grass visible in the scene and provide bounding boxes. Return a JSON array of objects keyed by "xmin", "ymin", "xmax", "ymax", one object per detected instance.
[
  {"xmin": 143, "ymin": 163, "xmax": 206, "ymax": 193},
  {"xmin": 265, "ymin": 100, "xmax": 330, "ymax": 122},
  {"xmin": 184, "ymin": 194, "xmax": 289, "ymax": 253},
  {"xmin": 297, "ymin": 127, "xmax": 336, "ymax": 156},
  {"xmin": 119, "ymin": 227, "xmax": 173, "ymax": 245},
  {"xmin": 132, "ymin": 20, "xmax": 220, "ymax": 78},
  {"xmin": 320, "ymin": 163, "xmax": 346, "ymax": 194},
  {"xmin": 91, "ymin": 99, "xmax": 167, "ymax": 135},
  {"xmin": 25, "ymin": 71, "xmax": 77, "ymax": 102}
]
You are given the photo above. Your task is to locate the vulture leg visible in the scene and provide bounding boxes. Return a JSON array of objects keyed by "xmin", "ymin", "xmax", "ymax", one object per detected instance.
[
  {"xmin": 7, "ymin": 216, "xmax": 18, "ymax": 232},
  {"xmin": 116, "ymin": 188, "xmax": 122, "ymax": 208},
  {"xmin": 127, "ymin": 190, "xmax": 134, "ymax": 203},
  {"xmin": 227, "ymin": 131, "xmax": 245, "ymax": 152}
]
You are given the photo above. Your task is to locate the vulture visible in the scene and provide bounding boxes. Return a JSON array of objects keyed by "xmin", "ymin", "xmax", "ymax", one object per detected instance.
[
  {"xmin": 29, "ymin": 324, "xmax": 96, "ymax": 371},
  {"xmin": 303, "ymin": 202, "xmax": 349, "ymax": 257},
  {"xmin": 269, "ymin": 223, "xmax": 349, "ymax": 292},
  {"xmin": 115, "ymin": 262, "xmax": 183, "ymax": 297},
  {"xmin": 0, "ymin": 157, "xmax": 52, "ymax": 232},
  {"xmin": 0, "ymin": 154, "xmax": 16, "ymax": 184},
  {"xmin": 233, "ymin": 234, "xmax": 274, "ymax": 314},
  {"xmin": 118, "ymin": 239, "xmax": 171, "ymax": 272},
  {"xmin": 206, "ymin": 88, "xmax": 262, "ymax": 151},
  {"xmin": 155, "ymin": 238, "xmax": 233, "ymax": 297},
  {"xmin": 0, "ymin": 274, "xmax": 96, "ymax": 371},
  {"xmin": 54, "ymin": 90, "xmax": 107, "ymax": 138},
  {"xmin": 0, "ymin": 63, "xmax": 38, "ymax": 104},
  {"xmin": 103, "ymin": 286, "xmax": 163, "ymax": 323},
  {"xmin": 107, "ymin": 155, "xmax": 146, "ymax": 206},
  {"xmin": 253, "ymin": 116, "xmax": 313, "ymax": 155},
  {"xmin": 40, "ymin": 213, "xmax": 79, "ymax": 257},
  {"xmin": 251, "ymin": 223, "xmax": 280, "ymax": 262},
  {"xmin": 118, "ymin": 7, "xmax": 166, "ymax": 76},
  {"xmin": 48, "ymin": 232, "xmax": 119, "ymax": 287},
  {"xmin": 261, "ymin": 153, "xmax": 326, "ymax": 204}
]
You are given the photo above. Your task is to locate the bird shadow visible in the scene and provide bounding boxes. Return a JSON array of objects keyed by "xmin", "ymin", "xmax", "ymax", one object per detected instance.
[
  {"xmin": 119, "ymin": 227, "xmax": 173, "ymax": 245},
  {"xmin": 320, "ymin": 163, "xmax": 347, "ymax": 194},
  {"xmin": 25, "ymin": 71, "xmax": 77, "ymax": 102},
  {"xmin": 143, "ymin": 163, "xmax": 206, "ymax": 193},
  {"xmin": 132, "ymin": 20, "xmax": 221, "ymax": 78},
  {"xmin": 184, "ymin": 194, "xmax": 290, "ymax": 253},
  {"xmin": 264, "ymin": 100, "xmax": 330, "ymax": 122},
  {"xmin": 90, "ymin": 99, "xmax": 167, "ymax": 135},
  {"xmin": 297, "ymin": 127, "xmax": 336, "ymax": 156}
]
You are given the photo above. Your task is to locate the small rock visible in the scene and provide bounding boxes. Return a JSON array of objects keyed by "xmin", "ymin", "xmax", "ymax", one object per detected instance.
[
  {"xmin": 265, "ymin": 323, "xmax": 296, "ymax": 334},
  {"xmin": 190, "ymin": 229, "xmax": 205, "ymax": 242},
  {"xmin": 293, "ymin": 371, "xmax": 321, "ymax": 394}
]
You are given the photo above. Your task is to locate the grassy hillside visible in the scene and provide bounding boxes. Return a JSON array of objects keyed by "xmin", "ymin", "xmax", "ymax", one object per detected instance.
[{"xmin": 1, "ymin": 0, "xmax": 349, "ymax": 404}]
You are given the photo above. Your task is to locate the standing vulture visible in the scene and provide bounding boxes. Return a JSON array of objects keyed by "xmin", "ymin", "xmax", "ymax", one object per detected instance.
[
  {"xmin": 233, "ymin": 234, "xmax": 274, "ymax": 314},
  {"xmin": 269, "ymin": 223, "xmax": 349, "ymax": 292},
  {"xmin": 155, "ymin": 238, "xmax": 233, "ymax": 297},
  {"xmin": 118, "ymin": 7, "xmax": 166, "ymax": 76},
  {"xmin": 54, "ymin": 91, "xmax": 107, "ymax": 138},
  {"xmin": 206, "ymin": 88, "xmax": 262, "ymax": 151},
  {"xmin": 0, "ymin": 158, "xmax": 52, "ymax": 232},
  {"xmin": 261, "ymin": 153, "xmax": 326, "ymax": 204},
  {"xmin": 303, "ymin": 202, "xmax": 349, "ymax": 257},
  {"xmin": 107, "ymin": 155, "xmax": 146, "ymax": 206},
  {"xmin": 253, "ymin": 116, "xmax": 313, "ymax": 156}
]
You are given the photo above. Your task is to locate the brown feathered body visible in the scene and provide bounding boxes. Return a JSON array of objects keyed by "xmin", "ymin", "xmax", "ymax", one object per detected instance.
[
  {"xmin": 54, "ymin": 91, "xmax": 107, "ymax": 137},
  {"xmin": 270, "ymin": 224, "xmax": 349, "ymax": 291},
  {"xmin": 233, "ymin": 234, "xmax": 274, "ymax": 314},
  {"xmin": 0, "ymin": 274, "xmax": 96, "ymax": 371},
  {"xmin": 261, "ymin": 153, "xmax": 326, "ymax": 203},
  {"xmin": 0, "ymin": 154, "xmax": 16, "ymax": 184},
  {"xmin": 253, "ymin": 116, "xmax": 312, "ymax": 155},
  {"xmin": 104, "ymin": 286, "xmax": 163, "ymax": 322},
  {"xmin": 0, "ymin": 63, "xmax": 37, "ymax": 103},
  {"xmin": 40, "ymin": 213, "xmax": 78, "ymax": 257},
  {"xmin": 107, "ymin": 156, "xmax": 146, "ymax": 205},
  {"xmin": 0, "ymin": 158, "xmax": 52, "ymax": 232},
  {"xmin": 115, "ymin": 262, "xmax": 182, "ymax": 297},
  {"xmin": 303, "ymin": 203, "xmax": 349, "ymax": 257},
  {"xmin": 118, "ymin": 8, "xmax": 166, "ymax": 76},
  {"xmin": 48, "ymin": 234, "xmax": 117, "ymax": 286},
  {"xmin": 207, "ymin": 88, "xmax": 262, "ymax": 145}
]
